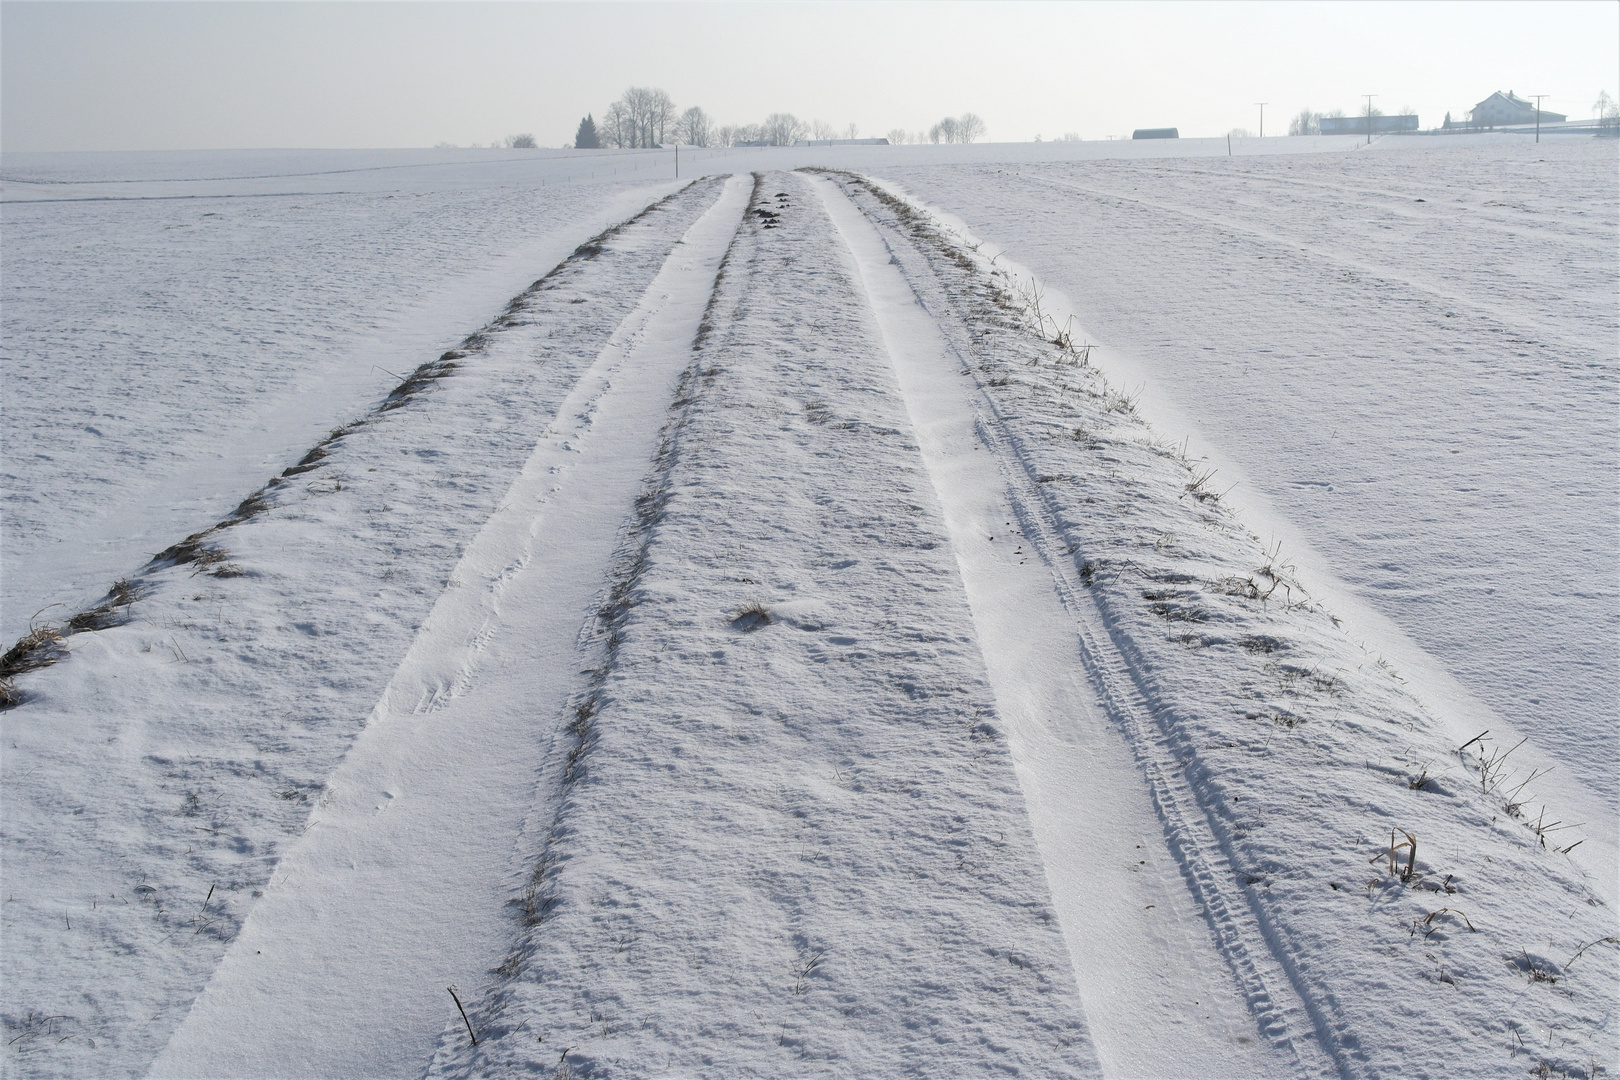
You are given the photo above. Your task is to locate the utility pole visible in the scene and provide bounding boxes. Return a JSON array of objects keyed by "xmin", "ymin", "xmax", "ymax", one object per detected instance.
[
  {"xmin": 1531, "ymin": 95, "xmax": 1547, "ymax": 143},
  {"xmin": 1363, "ymin": 94, "xmax": 1378, "ymax": 144},
  {"xmin": 1255, "ymin": 103, "xmax": 1268, "ymax": 138}
]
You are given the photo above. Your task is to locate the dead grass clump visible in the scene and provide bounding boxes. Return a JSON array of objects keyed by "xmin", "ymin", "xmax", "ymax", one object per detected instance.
[
  {"xmin": 1, "ymin": 582, "xmax": 151, "ymax": 706},
  {"xmin": 1103, "ymin": 387, "xmax": 1141, "ymax": 415},
  {"xmin": 67, "ymin": 579, "xmax": 143, "ymax": 631},
  {"xmin": 281, "ymin": 444, "xmax": 329, "ymax": 477},
  {"xmin": 1, "ymin": 622, "xmax": 67, "ymax": 679},
  {"xmin": 1215, "ymin": 577, "xmax": 1262, "ymax": 599},
  {"xmin": 1182, "ymin": 466, "xmax": 1226, "ymax": 504},
  {"xmin": 224, "ymin": 490, "xmax": 270, "ymax": 524},
  {"xmin": 380, "ymin": 356, "xmax": 459, "ymax": 412},
  {"xmin": 731, "ymin": 603, "xmax": 772, "ymax": 632},
  {"xmin": 190, "ymin": 547, "xmax": 245, "ymax": 578},
  {"xmin": 153, "ymin": 529, "xmax": 218, "ymax": 567},
  {"xmin": 564, "ymin": 700, "xmax": 597, "ymax": 783},
  {"xmin": 1248, "ymin": 709, "xmax": 1305, "ymax": 730},
  {"xmin": 0, "ymin": 619, "xmax": 69, "ymax": 705}
]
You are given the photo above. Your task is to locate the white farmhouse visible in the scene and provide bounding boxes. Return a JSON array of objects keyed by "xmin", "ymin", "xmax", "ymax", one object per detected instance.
[{"xmin": 1470, "ymin": 91, "xmax": 1566, "ymax": 127}]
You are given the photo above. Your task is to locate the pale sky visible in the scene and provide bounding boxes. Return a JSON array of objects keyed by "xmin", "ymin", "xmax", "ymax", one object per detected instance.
[{"xmin": 3, "ymin": 1, "xmax": 1616, "ymax": 151}]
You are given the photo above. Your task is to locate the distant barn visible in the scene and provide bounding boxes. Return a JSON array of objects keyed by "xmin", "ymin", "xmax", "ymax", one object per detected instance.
[
  {"xmin": 1132, "ymin": 128, "xmax": 1178, "ymax": 140},
  {"xmin": 1319, "ymin": 114, "xmax": 1419, "ymax": 135}
]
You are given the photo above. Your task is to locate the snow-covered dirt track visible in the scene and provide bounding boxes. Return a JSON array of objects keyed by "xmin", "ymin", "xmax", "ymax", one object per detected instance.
[{"xmin": 3, "ymin": 143, "xmax": 1617, "ymax": 1080}]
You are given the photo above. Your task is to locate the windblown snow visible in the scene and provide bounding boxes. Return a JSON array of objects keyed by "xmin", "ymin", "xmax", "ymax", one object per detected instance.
[{"xmin": 3, "ymin": 139, "xmax": 1616, "ymax": 1080}]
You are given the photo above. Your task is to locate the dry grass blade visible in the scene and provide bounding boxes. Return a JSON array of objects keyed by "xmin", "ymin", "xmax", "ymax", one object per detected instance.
[{"xmin": 1369, "ymin": 828, "xmax": 1418, "ymax": 882}]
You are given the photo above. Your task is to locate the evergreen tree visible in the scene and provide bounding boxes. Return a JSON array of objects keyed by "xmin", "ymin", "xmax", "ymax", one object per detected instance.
[{"xmin": 573, "ymin": 114, "xmax": 600, "ymax": 150}]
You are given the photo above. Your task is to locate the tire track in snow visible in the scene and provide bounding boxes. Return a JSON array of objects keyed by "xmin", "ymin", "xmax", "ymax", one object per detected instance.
[
  {"xmin": 148, "ymin": 173, "xmax": 753, "ymax": 1080},
  {"xmin": 815, "ymin": 174, "xmax": 1337, "ymax": 1079},
  {"xmin": 427, "ymin": 171, "xmax": 1098, "ymax": 1079}
]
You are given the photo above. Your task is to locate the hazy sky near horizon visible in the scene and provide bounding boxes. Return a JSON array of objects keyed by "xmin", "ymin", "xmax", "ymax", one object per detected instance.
[{"xmin": 3, "ymin": 1, "xmax": 1616, "ymax": 152}]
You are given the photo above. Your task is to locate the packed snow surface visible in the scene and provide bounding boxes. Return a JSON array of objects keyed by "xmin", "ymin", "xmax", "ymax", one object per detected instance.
[{"xmin": 2, "ymin": 138, "xmax": 1615, "ymax": 1080}]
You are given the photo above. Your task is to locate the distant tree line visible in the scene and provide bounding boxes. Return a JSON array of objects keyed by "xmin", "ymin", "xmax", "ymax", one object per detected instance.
[{"xmin": 571, "ymin": 88, "xmax": 985, "ymax": 148}]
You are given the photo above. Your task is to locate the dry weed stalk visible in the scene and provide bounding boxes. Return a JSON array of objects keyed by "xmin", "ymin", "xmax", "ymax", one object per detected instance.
[{"xmin": 1370, "ymin": 828, "xmax": 1419, "ymax": 882}]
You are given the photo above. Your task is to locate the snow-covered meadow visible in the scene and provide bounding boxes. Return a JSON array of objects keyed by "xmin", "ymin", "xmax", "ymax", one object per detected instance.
[{"xmin": 2, "ymin": 136, "xmax": 1615, "ymax": 1079}]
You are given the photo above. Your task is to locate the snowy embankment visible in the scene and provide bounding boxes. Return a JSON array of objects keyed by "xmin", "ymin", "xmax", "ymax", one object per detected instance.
[{"xmin": 2, "ymin": 151, "xmax": 1615, "ymax": 1080}]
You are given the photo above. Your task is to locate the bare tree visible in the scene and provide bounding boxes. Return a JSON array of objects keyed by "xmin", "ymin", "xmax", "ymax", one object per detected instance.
[
  {"xmin": 957, "ymin": 113, "xmax": 985, "ymax": 143},
  {"xmin": 734, "ymin": 123, "xmax": 765, "ymax": 145},
  {"xmin": 646, "ymin": 88, "xmax": 675, "ymax": 145},
  {"xmin": 886, "ymin": 128, "xmax": 908, "ymax": 145},
  {"xmin": 1596, "ymin": 90, "xmax": 1620, "ymax": 136},
  {"xmin": 763, "ymin": 113, "xmax": 807, "ymax": 146},
  {"xmin": 844, "ymin": 122, "xmax": 860, "ymax": 140},
  {"xmin": 1288, "ymin": 108, "xmax": 1321, "ymax": 135},
  {"xmin": 602, "ymin": 101, "xmax": 630, "ymax": 148},
  {"xmin": 504, "ymin": 133, "xmax": 537, "ymax": 148},
  {"xmin": 934, "ymin": 116, "xmax": 960, "ymax": 143},
  {"xmin": 679, "ymin": 106, "xmax": 712, "ymax": 147},
  {"xmin": 622, "ymin": 87, "xmax": 651, "ymax": 146},
  {"xmin": 608, "ymin": 87, "xmax": 677, "ymax": 148},
  {"xmin": 811, "ymin": 119, "xmax": 837, "ymax": 141}
]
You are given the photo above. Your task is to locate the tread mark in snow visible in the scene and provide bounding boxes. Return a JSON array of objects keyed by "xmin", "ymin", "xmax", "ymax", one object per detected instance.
[{"xmin": 814, "ymin": 172, "xmax": 1341, "ymax": 1080}]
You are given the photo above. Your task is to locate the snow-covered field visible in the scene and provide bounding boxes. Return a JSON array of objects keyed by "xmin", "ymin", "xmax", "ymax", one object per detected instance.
[{"xmin": 2, "ymin": 137, "xmax": 1615, "ymax": 1079}]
